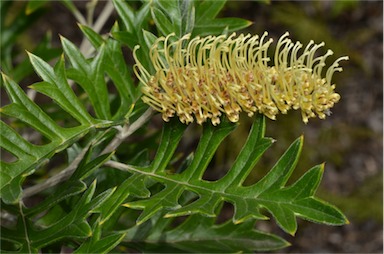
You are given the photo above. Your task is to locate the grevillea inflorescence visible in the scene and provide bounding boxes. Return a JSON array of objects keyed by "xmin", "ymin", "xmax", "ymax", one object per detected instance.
[{"xmin": 133, "ymin": 32, "xmax": 348, "ymax": 125}]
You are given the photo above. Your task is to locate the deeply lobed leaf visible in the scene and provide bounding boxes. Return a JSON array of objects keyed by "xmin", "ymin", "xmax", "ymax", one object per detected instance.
[
  {"xmin": 119, "ymin": 115, "xmax": 348, "ymax": 236},
  {"xmin": 123, "ymin": 213, "xmax": 289, "ymax": 252},
  {"xmin": 1, "ymin": 1, "xmax": 348, "ymax": 252}
]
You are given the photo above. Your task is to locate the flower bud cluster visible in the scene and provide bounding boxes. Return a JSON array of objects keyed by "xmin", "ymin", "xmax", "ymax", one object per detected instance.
[{"xmin": 134, "ymin": 32, "xmax": 348, "ymax": 125}]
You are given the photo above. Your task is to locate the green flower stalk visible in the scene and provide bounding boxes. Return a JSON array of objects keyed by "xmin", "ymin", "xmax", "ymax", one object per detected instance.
[{"xmin": 133, "ymin": 32, "xmax": 348, "ymax": 125}]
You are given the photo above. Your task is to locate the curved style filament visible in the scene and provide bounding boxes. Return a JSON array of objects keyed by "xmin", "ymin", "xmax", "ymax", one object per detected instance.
[{"xmin": 134, "ymin": 32, "xmax": 348, "ymax": 125}]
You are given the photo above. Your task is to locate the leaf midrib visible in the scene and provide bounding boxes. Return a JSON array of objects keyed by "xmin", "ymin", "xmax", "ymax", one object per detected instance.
[{"xmin": 110, "ymin": 162, "xmax": 311, "ymax": 205}]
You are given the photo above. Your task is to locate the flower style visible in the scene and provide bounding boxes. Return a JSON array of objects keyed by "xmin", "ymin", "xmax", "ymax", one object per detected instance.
[{"xmin": 133, "ymin": 32, "xmax": 348, "ymax": 125}]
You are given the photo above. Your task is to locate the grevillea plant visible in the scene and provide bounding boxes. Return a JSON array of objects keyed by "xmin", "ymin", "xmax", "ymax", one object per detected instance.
[
  {"xmin": 134, "ymin": 32, "xmax": 347, "ymax": 124},
  {"xmin": 1, "ymin": 0, "xmax": 348, "ymax": 253}
]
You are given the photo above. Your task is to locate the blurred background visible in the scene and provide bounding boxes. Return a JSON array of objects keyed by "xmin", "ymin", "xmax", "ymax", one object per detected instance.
[
  {"xmin": 221, "ymin": 1, "xmax": 383, "ymax": 252},
  {"xmin": 2, "ymin": 0, "xmax": 383, "ymax": 253}
]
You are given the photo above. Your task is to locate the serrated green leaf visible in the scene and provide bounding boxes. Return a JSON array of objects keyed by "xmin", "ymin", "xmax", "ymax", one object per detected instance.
[
  {"xmin": 75, "ymin": 221, "xmax": 125, "ymax": 254},
  {"xmin": 0, "ymin": 174, "xmax": 25, "ymax": 205},
  {"xmin": 254, "ymin": 164, "xmax": 347, "ymax": 234},
  {"xmin": 0, "ymin": 72, "xmax": 97, "ymax": 203},
  {"xmin": 261, "ymin": 165, "xmax": 348, "ymax": 228},
  {"xmin": 27, "ymin": 181, "xmax": 114, "ymax": 248},
  {"xmin": 142, "ymin": 30, "xmax": 158, "ymax": 50},
  {"xmin": 5, "ymin": 201, "xmax": 91, "ymax": 251},
  {"xmin": 1, "ymin": 78, "xmax": 64, "ymax": 140},
  {"xmin": 180, "ymin": 0, "xmax": 195, "ymax": 35},
  {"xmin": 151, "ymin": 0, "xmax": 195, "ymax": 36},
  {"xmin": 0, "ymin": 120, "xmax": 38, "ymax": 159},
  {"xmin": 79, "ymin": 180, "xmax": 98, "ymax": 206},
  {"xmin": 79, "ymin": 23, "xmax": 137, "ymax": 119},
  {"xmin": 135, "ymin": 2, "xmax": 151, "ymax": 28},
  {"xmin": 126, "ymin": 182, "xmax": 184, "ymax": 225},
  {"xmin": 0, "ymin": 226, "xmax": 24, "ymax": 249},
  {"xmin": 78, "ymin": 24, "xmax": 104, "ymax": 48},
  {"xmin": 194, "ymin": 0, "xmax": 226, "ymax": 22},
  {"xmin": 125, "ymin": 29, "xmax": 158, "ymax": 74},
  {"xmin": 180, "ymin": 119, "xmax": 237, "ymax": 180},
  {"xmin": 123, "ymin": 119, "xmax": 235, "ymax": 223},
  {"xmin": 167, "ymin": 216, "xmax": 289, "ymax": 252},
  {"xmin": 111, "ymin": 1, "xmax": 150, "ymax": 52},
  {"xmin": 1, "ymin": 1, "xmax": 348, "ymax": 252},
  {"xmin": 118, "ymin": 115, "xmax": 347, "ymax": 236},
  {"xmin": 97, "ymin": 174, "xmax": 150, "ymax": 224},
  {"xmin": 0, "ymin": 46, "xmax": 118, "ymax": 203},
  {"xmin": 165, "ymin": 192, "xmax": 221, "ymax": 218},
  {"xmin": 124, "ymin": 213, "xmax": 288, "ymax": 252},
  {"xmin": 35, "ymin": 205, "xmax": 67, "ymax": 228},
  {"xmin": 217, "ymin": 115, "xmax": 272, "ymax": 189},
  {"xmin": 65, "ymin": 221, "xmax": 93, "ymax": 238},
  {"xmin": 292, "ymin": 197, "xmax": 348, "ymax": 225},
  {"xmin": 0, "ymin": 121, "xmax": 37, "ymax": 203},
  {"xmin": 101, "ymin": 40, "xmax": 136, "ymax": 116},
  {"xmin": 28, "ymin": 53, "xmax": 95, "ymax": 124},
  {"xmin": 87, "ymin": 187, "xmax": 116, "ymax": 214},
  {"xmin": 111, "ymin": 31, "xmax": 138, "ymax": 49},
  {"xmin": 113, "ymin": 0, "xmax": 135, "ymax": 32},
  {"xmin": 151, "ymin": 118, "xmax": 188, "ymax": 173},
  {"xmin": 151, "ymin": 5, "xmax": 174, "ymax": 36},
  {"xmin": 249, "ymin": 136, "xmax": 303, "ymax": 196},
  {"xmin": 193, "ymin": 17, "xmax": 252, "ymax": 36},
  {"xmin": 61, "ymin": 37, "xmax": 111, "ymax": 119},
  {"xmin": 70, "ymin": 150, "xmax": 114, "ymax": 181},
  {"xmin": 25, "ymin": 180, "xmax": 87, "ymax": 216},
  {"xmin": 31, "ymin": 221, "xmax": 92, "ymax": 249},
  {"xmin": 283, "ymin": 163, "xmax": 324, "ymax": 199}
]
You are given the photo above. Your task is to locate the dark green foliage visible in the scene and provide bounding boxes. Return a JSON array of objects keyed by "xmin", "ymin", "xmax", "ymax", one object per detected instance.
[{"xmin": 0, "ymin": 0, "xmax": 348, "ymax": 252}]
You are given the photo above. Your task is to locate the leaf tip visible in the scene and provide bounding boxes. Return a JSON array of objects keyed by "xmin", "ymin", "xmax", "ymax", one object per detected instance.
[
  {"xmin": 122, "ymin": 203, "xmax": 131, "ymax": 208},
  {"xmin": 59, "ymin": 34, "xmax": 67, "ymax": 43},
  {"xmin": 320, "ymin": 162, "xmax": 326, "ymax": 172},
  {"xmin": 26, "ymin": 51, "xmax": 40, "ymax": 64},
  {"xmin": 25, "ymin": 50, "xmax": 33, "ymax": 58},
  {"xmin": 59, "ymin": 53, "xmax": 65, "ymax": 61},
  {"xmin": 135, "ymin": 215, "xmax": 150, "ymax": 226},
  {"xmin": 90, "ymin": 179, "xmax": 98, "ymax": 188},
  {"xmin": 1, "ymin": 72, "xmax": 8, "ymax": 82}
]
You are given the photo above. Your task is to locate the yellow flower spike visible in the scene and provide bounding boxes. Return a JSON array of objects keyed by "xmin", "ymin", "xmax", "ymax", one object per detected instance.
[{"xmin": 133, "ymin": 32, "xmax": 347, "ymax": 125}]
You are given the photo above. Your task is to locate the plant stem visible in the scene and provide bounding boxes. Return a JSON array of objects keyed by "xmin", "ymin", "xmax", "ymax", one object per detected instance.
[
  {"xmin": 101, "ymin": 108, "xmax": 153, "ymax": 155},
  {"xmin": 104, "ymin": 160, "xmax": 136, "ymax": 172},
  {"xmin": 93, "ymin": 1, "xmax": 115, "ymax": 34},
  {"xmin": 79, "ymin": 0, "xmax": 115, "ymax": 57},
  {"xmin": 22, "ymin": 145, "xmax": 90, "ymax": 199}
]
